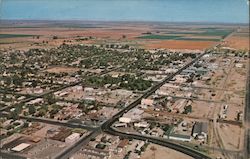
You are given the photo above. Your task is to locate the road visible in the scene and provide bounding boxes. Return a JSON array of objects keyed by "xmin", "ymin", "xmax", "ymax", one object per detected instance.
[
  {"xmin": 107, "ymin": 127, "xmax": 211, "ymax": 159},
  {"xmin": 54, "ymin": 129, "xmax": 101, "ymax": 159},
  {"xmin": 244, "ymin": 55, "xmax": 250, "ymax": 159},
  {"xmin": 19, "ymin": 115, "xmax": 98, "ymax": 131}
]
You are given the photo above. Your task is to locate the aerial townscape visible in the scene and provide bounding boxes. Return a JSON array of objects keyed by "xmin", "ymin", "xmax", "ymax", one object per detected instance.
[{"xmin": 0, "ymin": 1, "xmax": 249, "ymax": 159}]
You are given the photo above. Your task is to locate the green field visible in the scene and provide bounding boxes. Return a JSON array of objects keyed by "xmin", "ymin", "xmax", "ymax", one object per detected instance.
[
  {"xmin": 138, "ymin": 34, "xmax": 182, "ymax": 40},
  {"xmin": 0, "ymin": 34, "xmax": 35, "ymax": 39},
  {"xmin": 164, "ymin": 28, "xmax": 234, "ymax": 39},
  {"xmin": 138, "ymin": 34, "xmax": 221, "ymax": 41},
  {"xmin": 197, "ymin": 28, "xmax": 234, "ymax": 38},
  {"xmin": 177, "ymin": 37, "xmax": 221, "ymax": 42}
]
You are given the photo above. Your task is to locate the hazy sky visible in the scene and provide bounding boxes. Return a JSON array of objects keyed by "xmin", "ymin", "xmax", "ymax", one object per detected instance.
[{"xmin": 1, "ymin": 0, "xmax": 249, "ymax": 23}]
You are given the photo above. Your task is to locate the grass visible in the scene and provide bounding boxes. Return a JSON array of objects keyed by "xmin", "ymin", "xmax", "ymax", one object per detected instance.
[
  {"xmin": 137, "ymin": 34, "xmax": 182, "ymax": 40},
  {"xmin": 177, "ymin": 37, "xmax": 221, "ymax": 42},
  {"xmin": 0, "ymin": 34, "xmax": 35, "ymax": 39}
]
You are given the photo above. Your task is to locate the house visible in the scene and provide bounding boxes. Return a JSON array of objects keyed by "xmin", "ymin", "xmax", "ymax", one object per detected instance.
[{"xmin": 192, "ymin": 122, "xmax": 208, "ymax": 140}]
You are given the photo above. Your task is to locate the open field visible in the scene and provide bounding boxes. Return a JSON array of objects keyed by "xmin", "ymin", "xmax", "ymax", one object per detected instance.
[
  {"xmin": 141, "ymin": 144, "xmax": 193, "ymax": 159},
  {"xmin": 0, "ymin": 34, "xmax": 35, "ymax": 39},
  {"xmin": 45, "ymin": 66, "xmax": 80, "ymax": 74},
  {"xmin": 1, "ymin": 21, "xmax": 247, "ymax": 51},
  {"xmin": 143, "ymin": 40, "xmax": 217, "ymax": 50}
]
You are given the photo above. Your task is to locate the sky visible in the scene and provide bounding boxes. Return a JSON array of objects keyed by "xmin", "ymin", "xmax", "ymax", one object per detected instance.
[{"xmin": 0, "ymin": 0, "xmax": 249, "ymax": 23}]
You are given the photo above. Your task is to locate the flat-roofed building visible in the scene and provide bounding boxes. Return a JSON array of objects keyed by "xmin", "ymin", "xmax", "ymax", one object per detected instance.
[
  {"xmin": 192, "ymin": 122, "xmax": 208, "ymax": 140},
  {"xmin": 65, "ymin": 133, "xmax": 80, "ymax": 144},
  {"xmin": 11, "ymin": 143, "xmax": 31, "ymax": 152}
]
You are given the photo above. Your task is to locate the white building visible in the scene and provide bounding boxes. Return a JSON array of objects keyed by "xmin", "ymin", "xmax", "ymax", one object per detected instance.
[
  {"xmin": 65, "ymin": 133, "xmax": 80, "ymax": 144},
  {"xmin": 134, "ymin": 122, "xmax": 149, "ymax": 128},
  {"xmin": 168, "ymin": 134, "xmax": 191, "ymax": 142},
  {"xmin": 27, "ymin": 98, "xmax": 44, "ymax": 105},
  {"xmin": 135, "ymin": 141, "xmax": 145, "ymax": 152},
  {"xmin": 119, "ymin": 117, "xmax": 131, "ymax": 123},
  {"xmin": 11, "ymin": 143, "xmax": 31, "ymax": 152}
]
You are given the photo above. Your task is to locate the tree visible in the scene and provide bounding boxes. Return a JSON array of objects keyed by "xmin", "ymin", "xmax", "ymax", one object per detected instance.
[
  {"xmin": 44, "ymin": 94, "xmax": 56, "ymax": 105},
  {"xmin": 28, "ymin": 105, "xmax": 36, "ymax": 114},
  {"xmin": 183, "ymin": 105, "xmax": 192, "ymax": 114}
]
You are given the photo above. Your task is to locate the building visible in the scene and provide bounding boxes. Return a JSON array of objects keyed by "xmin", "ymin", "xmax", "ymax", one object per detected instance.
[
  {"xmin": 168, "ymin": 134, "xmax": 191, "ymax": 142},
  {"xmin": 192, "ymin": 122, "xmax": 208, "ymax": 140},
  {"xmin": 141, "ymin": 98, "xmax": 154, "ymax": 106},
  {"xmin": 135, "ymin": 141, "xmax": 145, "ymax": 152},
  {"xmin": 117, "ymin": 139, "xmax": 129, "ymax": 149},
  {"xmin": 11, "ymin": 143, "xmax": 31, "ymax": 152},
  {"xmin": 27, "ymin": 98, "xmax": 44, "ymax": 105},
  {"xmin": 114, "ymin": 122, "xmax": 127, "ymax": 127},
  {"xmin": 65, "ymin": 133, "xmax": 80, "ymax": 144},
  {"xmin": 119, "ymin": 117, "xmax": 131, "ymax": 123},
  {"xmin": 134, "ymin": 122, "xmax": 149, "ymax": 128}
]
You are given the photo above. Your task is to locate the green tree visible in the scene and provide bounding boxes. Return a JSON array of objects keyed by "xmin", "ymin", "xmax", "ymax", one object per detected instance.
[{"xmin": 28, "ymin": 105, "xmax": 36, "ymax": 114}]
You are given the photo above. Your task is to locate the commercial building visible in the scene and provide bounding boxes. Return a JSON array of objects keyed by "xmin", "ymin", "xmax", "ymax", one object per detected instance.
[{"xmin": 192, "ymin": 122, "xmax": 208, "ymax": 140}]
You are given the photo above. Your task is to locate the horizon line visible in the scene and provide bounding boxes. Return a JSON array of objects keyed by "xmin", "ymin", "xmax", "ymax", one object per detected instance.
[{"xmin": 0, "ymin": 19, "xmax": 249, "ymax": 26}]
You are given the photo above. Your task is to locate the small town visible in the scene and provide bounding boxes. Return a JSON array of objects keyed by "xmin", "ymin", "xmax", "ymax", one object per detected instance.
[{"xmin": 0, "ymin": 1, "xmax": 249, "ymax": 159}]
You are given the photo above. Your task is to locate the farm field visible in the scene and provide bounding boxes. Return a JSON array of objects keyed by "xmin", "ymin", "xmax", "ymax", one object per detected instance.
[{"xmin": 0, "ymin": 21, "xmax": 248, "ymax": 51}]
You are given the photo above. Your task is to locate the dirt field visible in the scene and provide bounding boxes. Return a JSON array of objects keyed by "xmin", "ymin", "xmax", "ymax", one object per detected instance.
[
  {"xmin": 143, "ymin": 40, "xmax": 217, "ymax": 50},
  {"xmin": 0, "ymin": 21, "xmax": 247, "ymax": 51},
  {"xmin": 225, "ymin": 36, "xmax": 249, "ymax": 50},
  {"xmin": 224, "ymin": 29, "xmax": 249, "ymax": 50},
  {"xmin": 45, "ymin": 66, "xmax": 80, "ymax": 73},
  {"xmin": 141, "ymin": 144, "xmax": 193, "ymax": 159}
]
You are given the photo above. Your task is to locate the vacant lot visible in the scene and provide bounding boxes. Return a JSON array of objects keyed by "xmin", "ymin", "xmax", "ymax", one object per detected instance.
[{"xmin": 45, "ymin": 66, "xmax": 80, "ymax": 73}]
